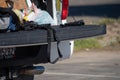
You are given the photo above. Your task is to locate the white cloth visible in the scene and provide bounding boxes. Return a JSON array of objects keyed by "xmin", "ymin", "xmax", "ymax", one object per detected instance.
[{"xmin": 27, "ymin": 9, "xmax": 55, "ymax": 25}]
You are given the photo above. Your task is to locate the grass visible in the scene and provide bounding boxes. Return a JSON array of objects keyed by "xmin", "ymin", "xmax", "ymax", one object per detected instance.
[
  {"xmin": 74, "ymin": 38, "xmax": 102, "ymax": 51},
  {"xmin": 98, "ymin": 18, "xmax": 120, "ymax": 24},
  {"xmin": 74, "ymin": 18, "xmax": 120, "ymax": 51}
]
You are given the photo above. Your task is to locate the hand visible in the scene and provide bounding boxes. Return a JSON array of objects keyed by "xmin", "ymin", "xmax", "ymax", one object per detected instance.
[{"xmin": 31, "ymin": 2, "xmax": 38, "ymax": 13}]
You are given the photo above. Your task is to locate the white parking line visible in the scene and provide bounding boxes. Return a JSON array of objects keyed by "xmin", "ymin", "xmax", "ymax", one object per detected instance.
[{"xmin": 44, "ymin": 72, "xmax": 120, "ymax": 78}]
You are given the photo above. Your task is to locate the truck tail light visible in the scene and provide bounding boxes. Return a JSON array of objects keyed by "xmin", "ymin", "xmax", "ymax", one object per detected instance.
[{"xmin": 61, "ymin": 0, "xmax": 69, "ymax": 20}]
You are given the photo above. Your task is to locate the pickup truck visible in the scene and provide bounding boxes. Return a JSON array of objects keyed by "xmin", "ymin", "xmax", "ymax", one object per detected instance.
[{"xmin": 0, "ymin": 0, "xmax": 106, "ymax": 80}]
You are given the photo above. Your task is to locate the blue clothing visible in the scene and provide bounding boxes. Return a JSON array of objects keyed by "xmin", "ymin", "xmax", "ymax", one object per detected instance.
[{"xmin": 8, "ymin": 16, "xmax": 16, "ymax": 31}]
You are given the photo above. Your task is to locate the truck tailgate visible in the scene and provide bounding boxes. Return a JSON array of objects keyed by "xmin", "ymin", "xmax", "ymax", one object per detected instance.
[{"xmin": 0, "ymin": 24, "xmax": 106, "ymax": 48}]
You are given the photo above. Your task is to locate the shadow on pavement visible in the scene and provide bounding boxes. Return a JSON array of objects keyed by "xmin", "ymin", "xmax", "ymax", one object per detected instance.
[{"xmin": 69, "ymin": 4, "xmax": 120, "ymax": 18}]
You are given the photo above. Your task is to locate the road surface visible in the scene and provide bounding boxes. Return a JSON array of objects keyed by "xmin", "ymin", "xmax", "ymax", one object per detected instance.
[
  {"xmin": 69, "ymin": 0, "xmax": 120, "ymax": 6},
  {"xmin": 35, "ymin": 49, "xmax": 120, "ymax": 80},
  {"xmin": 68, "ymin": 0, "xmax": 120, "ymax": 18}
]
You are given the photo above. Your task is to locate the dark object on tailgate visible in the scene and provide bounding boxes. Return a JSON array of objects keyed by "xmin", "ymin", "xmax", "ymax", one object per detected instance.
[
  {"xmin": 54, "ymin": 24, "xmax": 106, "ymax": 41},
  {"xmin": 0, "ymin": 22, "xmax": 106, "ymax": 47}
]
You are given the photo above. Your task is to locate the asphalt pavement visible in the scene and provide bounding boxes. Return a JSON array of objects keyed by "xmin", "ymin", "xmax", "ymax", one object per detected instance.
[
  {"xmin": 69, "ymin": 0, "xmax": 120, "ymax": 6},
  {"xmin": 35, "ymin": 50, "xmax": 120, "ymax": 80},
  {"xmin": 69, "ymin": 0, "xmax": 120, "ymax": 18}
]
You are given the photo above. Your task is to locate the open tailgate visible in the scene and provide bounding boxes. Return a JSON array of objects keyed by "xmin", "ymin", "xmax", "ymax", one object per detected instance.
[{"xmin": 0, "ymin": 23, "xmax": 106, "ymax": 48}]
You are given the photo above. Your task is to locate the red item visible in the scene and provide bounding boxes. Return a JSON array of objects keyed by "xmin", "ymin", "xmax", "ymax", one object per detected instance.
[{"xmin": 61, "ymin": 0, "xmax": 69, "ymax": 20}]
